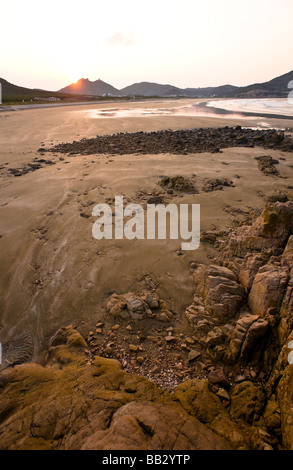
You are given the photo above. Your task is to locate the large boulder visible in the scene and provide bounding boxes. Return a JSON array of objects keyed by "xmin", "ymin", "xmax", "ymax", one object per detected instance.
[
  {"xmin": 105, "ymin": 291, "xmax": 173, "ymax": 322},
  {"xmin": 248, "ymin": 265, "xmax": 289, "ymax": 324},
  {"xmin": 193, "ymin": 264, "xmax": 244, "ymax": 322},
  {"xmin": 229, "ymin": 381, "xmax": 266, "ymax": 425},
  {"xmin": 174, "ymin": 379, "xmax": 247, "ymax": 449},
  {"xmin": 266, "ymin": 331, "xmax": 293, "ymax": 450},
  {"xmin": 221, "ymin": 202, "xmax": 293, "ymax": 261},
  {"xmin": 275, "ymin": 360, "xmax": 293, "ymax": 450},
  {"xmin": 228, "ymin": 314, "xmax": 269, "ymax": 363}
]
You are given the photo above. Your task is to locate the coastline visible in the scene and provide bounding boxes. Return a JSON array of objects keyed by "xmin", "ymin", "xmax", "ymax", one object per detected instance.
[{"xmin": 0, "ymin": 99, "xmax": 293, "ymax": 449}]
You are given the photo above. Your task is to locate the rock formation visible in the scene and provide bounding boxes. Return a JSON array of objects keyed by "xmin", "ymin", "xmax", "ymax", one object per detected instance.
[{"xmin": 1, "ymin": 201, "xmax": 293, "ymax": 450}]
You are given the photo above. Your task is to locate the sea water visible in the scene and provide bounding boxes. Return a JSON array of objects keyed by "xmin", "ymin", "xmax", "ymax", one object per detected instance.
[{"xmin": 207, "ymin": 98, "xmax": 293, "ymax": 117}]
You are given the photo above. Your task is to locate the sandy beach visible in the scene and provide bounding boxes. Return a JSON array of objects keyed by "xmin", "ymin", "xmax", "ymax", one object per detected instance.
[
  {"xmin": 1, "ymin": 96, "xmax": 293, "ymax": 450},
  {"xmin": 0, "ymin": 98, "xmax": 292, "ymax": 360}
]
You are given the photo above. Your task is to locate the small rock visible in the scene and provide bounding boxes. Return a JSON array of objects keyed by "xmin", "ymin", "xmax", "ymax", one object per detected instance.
[
  {"xmin": 185, "ymin": 337, "xmax": 195, "ymax": 345},
  {"xmin": 146, "ymin": 336, "xmax": 158, "ymax": 342},
  {"xmin": 208, "ymin": 368, "xmax": 230, "ymax": 389},
  {"xmin": 165, "ymin": 336, "xmax": 176, "ymax": 343},
  {"xmin": 147, "ymin": 196, "xmax": 163, "ymax": 204},
  {"xmin": 217, "ymin": 389, "xmax": 230, "ymax": 402},
  {"xmin": 188, "ymin": 350, "xmax": 201, "ymax": 362},
  {"xmin": 234, "ymin": 375, "xmax": 246, "ymax": 383}
]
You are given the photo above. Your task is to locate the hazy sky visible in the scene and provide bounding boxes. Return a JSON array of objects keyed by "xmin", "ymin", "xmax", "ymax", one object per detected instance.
[{"xmin": 1, "ymin": 0, "xmax": 292, "ymax": 91}]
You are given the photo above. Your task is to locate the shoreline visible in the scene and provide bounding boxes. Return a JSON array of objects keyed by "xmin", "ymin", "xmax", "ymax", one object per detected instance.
[
  {"xmin": 0, "ymin": 97, "xmax": 184, "ymax": 113},
  {"xmin": 1, "ymin": 97, "xmax": 293, "ymax": 125}
]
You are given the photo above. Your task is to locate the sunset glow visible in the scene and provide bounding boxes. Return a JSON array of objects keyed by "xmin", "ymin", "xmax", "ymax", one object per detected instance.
[{"xmin": 1, "ymin": 0, "xmax": 293, "ymax": 92}]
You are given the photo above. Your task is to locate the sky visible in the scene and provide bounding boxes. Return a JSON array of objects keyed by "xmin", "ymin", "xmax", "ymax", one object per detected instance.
[{"xmin": 1, "ymin": 0, "xmax": 292, "ymax": 91}]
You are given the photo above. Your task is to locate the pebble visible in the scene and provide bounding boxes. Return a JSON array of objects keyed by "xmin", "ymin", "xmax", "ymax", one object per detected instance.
[
  {"xmin": 175, "ymin": 372, "xmax": 183, "ymax": 378},
  {"xmin": 188, "ymin": 350, "xmax": 201, "ymax": 362},
  {"xmin": 146, "ymin": 336, "xmax": 158, "ymax": 342},
  {"xmin": 234, "ymin": 375, "xmax": 246, "ymax": 383},
  {"xmin": 185, "ymin": 337, "xmax": 195, "ymax": 345},
  {"xmin": 165, "ymin": 336, "xmax": 176, "ymax": 342},
  {"xmin": 216, "ymin": 389, "xmax": 230, "ymax": 402}
]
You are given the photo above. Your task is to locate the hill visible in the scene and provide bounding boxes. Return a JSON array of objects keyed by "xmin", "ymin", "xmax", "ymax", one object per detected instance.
[
  {"xmin": 58, "ymin": 78, "xmax": 120, "ymax": 96},
  {"xmin": 178, "ymin": 84, "xmax": 239, "ymax": 98},
  {"xmin": 1, "ymin": 69, "xmax": 293, "ymax": 102},
  {"xmin": 234, "ymin": 70, "xmax": 293, "ymax": 98},
  {"xmin": 121, "ymin": 71, "xmax": 293, "ymax": 98},
  {"xmin": 120, "ymin": 81, "xmax": 182, "ymax": 97},
  {"xmin": 0, "ymin": 77, "xmax": 86, "ymax": 103}
]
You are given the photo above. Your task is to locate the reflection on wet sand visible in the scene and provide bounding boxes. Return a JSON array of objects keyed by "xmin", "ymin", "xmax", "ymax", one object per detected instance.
[
  {"xmin": 92, "ymin": 103, "xmax": 248, "ymax": 120},
  {"xmin": 91, "ymin": 99, "xmax": 293, "ymax": 126}
]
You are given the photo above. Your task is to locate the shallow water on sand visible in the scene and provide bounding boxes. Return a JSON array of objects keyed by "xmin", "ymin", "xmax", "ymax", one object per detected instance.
[
  {"xmin": 207, "ymin": 98, "xmax": 293, "ymax": 117},
  {"xmin": 89, "ymin": 99, "xmax": 293, "ymax": 126}
]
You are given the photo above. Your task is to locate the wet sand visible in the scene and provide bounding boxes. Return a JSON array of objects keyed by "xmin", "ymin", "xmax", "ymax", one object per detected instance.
[{"xmin": 1, "ymin": 98, "xmax": 293, "ymax": 360}]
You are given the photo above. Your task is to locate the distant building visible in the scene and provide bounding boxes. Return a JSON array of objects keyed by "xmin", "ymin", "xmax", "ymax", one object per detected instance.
[{"xmin": 34, "ymin": 96, "xmax": 61, "ymax": 102}]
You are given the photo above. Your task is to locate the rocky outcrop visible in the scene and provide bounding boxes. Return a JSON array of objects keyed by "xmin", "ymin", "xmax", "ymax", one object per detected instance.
[
  {"xmin": 192, "ymin": 265, "xmax": 244, "ymax": 322},
  {"xmin": 1, "ymin": 201, "xmax": 293, "ymax": 450},
  {"xmin": 182, "ymin": 201, "xmax": 293, "ymax": 449},
  {"xmin": 0, "ymin": 326, "xmax": 235, "ymax": 450},
  {"xmin": 229, "ymin": 381, "xmax": 266, "ymax": 425},
  {"xmin": 106, "ymin": 291, "xmax": 173, "ymax": 322},
  {"xmin": 228, "ymin": 315, "xmax": 269, "ymax": 363},
  {"xmin": 255, "ymin": 155, "xmax": 280, "ymax": 176},
  {"xmin": 42, "ymin": 127, "xmax": 293, "ymax": 157},
  {"xmin": 201, "ymin": 178, "xmax": 234, "ymax": 192},
  {"xmin": 221, "ymin": 202, "xmax": 293, "ymax": 264},
  {"xmin": 248, "ymin": 265, "xmax": 289, "ymax": 325},
  {"xmin": 159, "ymin": 175, "xmax": 196, "ymax": 193}
]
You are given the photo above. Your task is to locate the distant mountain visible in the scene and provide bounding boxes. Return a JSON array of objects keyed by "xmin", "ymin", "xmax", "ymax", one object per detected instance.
[
  {"xmin": 120, "ymin": 81, "xmax": 182, "ymax": 97},
  {"xmin": 0, "ymin": 77, "xmax": 87, "ymax": 103},
  {"xmin": 0, "ymin": 78, "xmax": 56, "ymax": 101},
  {"xmin": 234, "ymin": 70, "xmax": 293, "ymax": 98},
  {"xmin": 1, "ymin": 70, "xmax": 293, "ymax": 102},
  {"xmin": 176, "ymin": 84, "xmax": 239, "ymax": 98},
  {"xmin": 58, "ymin": 78, "xmax": 120, "ymax": 96},
  {"xmin": 120, "ymin": 71, "xmax": 293, "ymax": 98}
]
